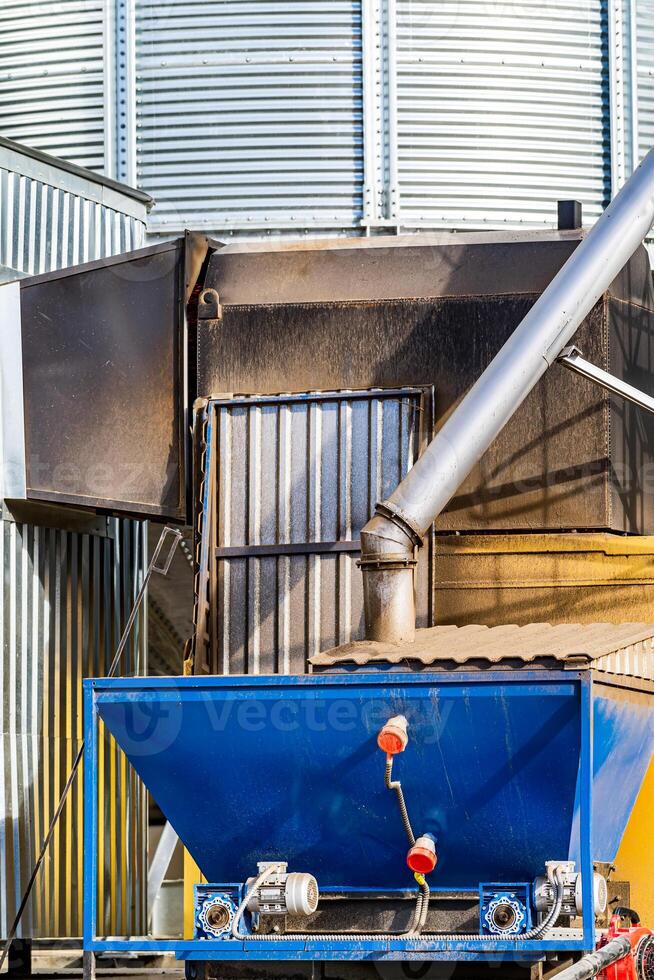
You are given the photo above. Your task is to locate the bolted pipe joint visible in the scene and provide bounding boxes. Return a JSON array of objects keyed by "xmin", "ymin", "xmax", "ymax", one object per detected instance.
[{"xmin": 359, "ymin": 502, "xmax": 422, "ymax": 644}]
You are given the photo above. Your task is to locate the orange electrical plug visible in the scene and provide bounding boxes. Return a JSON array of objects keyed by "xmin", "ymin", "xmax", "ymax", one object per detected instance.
[
  {"xmin": 407, "ymin": 835, "xmax": 437, "ymax": 874},
  {"xmin": 377, "ymin": 715, "xmax": 409, "ymax": 754}
]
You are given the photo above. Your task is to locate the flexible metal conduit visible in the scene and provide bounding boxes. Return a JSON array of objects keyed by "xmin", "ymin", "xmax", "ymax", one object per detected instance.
[
  {"xmin": 359, "ymin": 148, "xmax": 654, "ymax": 643},
  {"xmin": 384, "ymin": 754, "xmax": 429, "ymax": 936},
  {"xmin": 230, "ymin": 863, "xmax": 565, "ymax": 942},
  {"xmin": 385, "ymin": 755, "xmax": 416, "ymax": 846}
]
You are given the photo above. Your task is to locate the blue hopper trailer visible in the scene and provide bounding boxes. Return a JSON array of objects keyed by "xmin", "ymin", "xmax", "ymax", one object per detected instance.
[{"xmin": 83, "ymin": 666, "xmax": 654, "ymax": 972}]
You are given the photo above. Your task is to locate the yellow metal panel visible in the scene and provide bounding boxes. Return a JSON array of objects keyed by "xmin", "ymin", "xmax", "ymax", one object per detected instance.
[
  {"xmin": 614, "ymin": 754, "xmax": 654, "ymax": 925},
  {"xmin": 183, "ymin": 849, "xmax": 204, "ymax": 939},
  {"xmin": 434, "ymin": 533, "xmax": 654, "ymax": 626}
]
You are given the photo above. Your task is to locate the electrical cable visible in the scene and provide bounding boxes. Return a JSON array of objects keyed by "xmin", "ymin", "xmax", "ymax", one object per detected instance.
[
  {"xmin": 230, "ymin": 864, "xmax": 566, "ymax": 943},
  {"xmin": 385, "ymin": 754, "xmax": 416, "ymax": 846}
]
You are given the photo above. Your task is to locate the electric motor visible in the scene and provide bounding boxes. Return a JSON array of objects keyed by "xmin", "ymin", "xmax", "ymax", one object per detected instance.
[
  {"xmin": 533, "ymin": 861, "xmax": 607, "ymax": 918},
  {"xmin": 245, "ymin": 862, "xmax": 319, "ymax": 917}
]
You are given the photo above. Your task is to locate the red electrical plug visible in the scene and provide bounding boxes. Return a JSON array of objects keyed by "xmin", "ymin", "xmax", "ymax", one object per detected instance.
[
  {"xmin": 407, "ymin": 835, "xmax": 437, "ymax": 874},
  {"xmin": 377, "ymin": 715, "xmax": 409, "ymax": 755}
]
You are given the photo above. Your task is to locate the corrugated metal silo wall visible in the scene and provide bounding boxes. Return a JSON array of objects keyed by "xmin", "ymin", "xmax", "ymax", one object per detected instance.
[
  {"xmin": 395, "ymin": 0, "xmax": 611, "ymax": 227},
  {"xmin": 0, "ymin": 515, "xmax": 148, "ymax": 939},
  {"xmin": 0, "ymin": 0, "xmax": 630, "ymax": 236},
  {"xmin": 0, "ymin": 1, "xmax": 106, "ymax": 173},
  {"xmin": 638, "ymin": 0, "xmax": 654, "ymax": 161},
  {"xmin": 0, "ymin": 147, "xmax": 149, "ymax": 938},
  {"xmin": 134, "ymin": 0, "xmax": 364, "ymax": 235},
  {"xmin": 132, "ymin": 0, "xmax": 612, "ymax": 237}
]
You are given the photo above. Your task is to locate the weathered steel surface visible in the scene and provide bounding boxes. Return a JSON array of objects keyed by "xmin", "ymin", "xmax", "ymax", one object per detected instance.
[
  {"xmin": 0, "ymin": 136, "xmax": 148, "ymax": 275},
  {"xmin": 197, "ymin": 233, "xmax": 654, "ymax": 533},
  {"xmin": 310, "ymin": 621, "xmax": 654, "ymax": 681},
  {"xmin": 432, "ymin": 532, "xmax": 654, "ymax": 628},
  {"xmin": 0, "ymin": 511, "xmax": 147, "ymax": 939},
  {"xmin": 16, "ymin": 242, "xmax": 187, "ymax": 521},
  {"xmin": 192, "ymin": 389, "xmax": 434, "ymax": 675}
]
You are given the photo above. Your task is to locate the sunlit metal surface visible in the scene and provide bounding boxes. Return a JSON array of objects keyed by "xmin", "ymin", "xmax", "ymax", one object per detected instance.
[
  {"xmin": 0, "ymin": 138, "xmax": 148, "ymax": 275},
  {"xmin": 193, "ymin": 389, "xmax": 434, "ymax": 675},
  {"xmin": 0, "ymin": 515, "xmax": 147, "ymax": 938},
  {"xmin": 395, "ymin": 0, "xmax": 610, "ymax": 228},
  {"xmin": 134, "ymin": 0, "xmax": 364, "ymax": 233},
  {"xmin": 0, "ymin": 138, "xmax": 149, "ymax": 939},
  {"xmin": 0, "ymin": 0, "xmax": 106, "ymax": 172}
]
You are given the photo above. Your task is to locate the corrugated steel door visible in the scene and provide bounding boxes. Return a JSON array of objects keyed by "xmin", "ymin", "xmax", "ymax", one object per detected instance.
[
  {"xmin": 134, "ymin": 0, "xmax": 364, "ymax": 234},
  {"xmin": 193, "ymin": 388, "xmax": 434, "ymax": 675},
  {"xmin": 0, "ymin": 0, "xmax": 107, "ymax": 172},
  {"xmin": 395, "ymin": 0, "xmax": 610, "ymax": 228}
]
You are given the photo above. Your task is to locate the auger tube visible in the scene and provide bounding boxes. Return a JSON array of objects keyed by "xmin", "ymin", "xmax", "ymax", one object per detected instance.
[{"xmin": 360, "ymin": 148, "xmax": 654, "ymax": 642}]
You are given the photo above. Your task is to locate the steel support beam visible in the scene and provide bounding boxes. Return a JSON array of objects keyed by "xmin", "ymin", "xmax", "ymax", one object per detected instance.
[{"xmin": 558, "ymin": 346, "xmax": 654, "ymax": 414}]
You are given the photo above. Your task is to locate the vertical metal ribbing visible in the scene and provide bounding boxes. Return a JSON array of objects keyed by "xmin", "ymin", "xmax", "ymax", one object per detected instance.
[
  {"xmin": 628, "ymin": 0, "xmax": 640, "ymax": 174},
  {"xmin": 386, "ymin": 0, "xmax": 399, "ymax": 222},
  {"xmin": 0, "ymin": 172, "xmax": 146, "ymax": 276},
  {"xmin": 609, "ymin": 0, "xmax": 627, "ymax": 192},
  {"xmin": 0, "ymin": 516, "xmax": 146, "ymax": 939},
  {"xmin": 361, "ymin": 0, "xmax": 379, "ymax": 227},
  {"xmin": 208, "ymin": 389, "xmax": 429, "ymax": 675},
  {"xmin": 279, "ymin": 403, "xmax": 292, "ymax": 673}
]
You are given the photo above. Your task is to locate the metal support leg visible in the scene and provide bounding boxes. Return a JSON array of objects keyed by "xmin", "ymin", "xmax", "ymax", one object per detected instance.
[
  {"xmin": 7, "ymin": 939, "xmax": 31, "ymax": 978},
  {"xmin": 311, "ymin": 962, "xmax": 325, "ymax": 980},
  {"xmin": 82, "ymin": 950, "xmax": 96, "ymax": 980}
]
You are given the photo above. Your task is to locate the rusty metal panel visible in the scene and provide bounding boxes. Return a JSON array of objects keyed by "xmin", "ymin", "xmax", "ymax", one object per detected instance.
[
  {"xmin": 194, "ymin": 389, "xmax": 434, "ymax": 675},
  {"xmin": 12, "ymin": 241, "xmax": 187, "ymax": 522},
  {"xmin": 0, "ymin": 513, "xmax": 147, "ymax": 938},
  {"xmin": 197, "ymin": 234, "xmax": 654, "ymax": 534},
  {"xmin": 204, "ymin": 230, "xmax": 583, "ymax": 306},
  {"xmin": 431, "ymin": 531, "xmax": 654, "ymax": 631}
]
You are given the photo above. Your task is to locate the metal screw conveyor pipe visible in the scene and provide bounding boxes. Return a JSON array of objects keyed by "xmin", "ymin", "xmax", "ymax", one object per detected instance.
[{"xmin": 359, "ymin": 147, "xmax": 654, "ymax": 643}]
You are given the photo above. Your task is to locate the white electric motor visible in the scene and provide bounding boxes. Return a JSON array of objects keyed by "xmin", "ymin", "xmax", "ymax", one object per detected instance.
[
  {"xmin": 245, "ymin": 862, "xmax": 319, "ymax": 917},
  {"xmin": 533, "ymin": 860, "xmax": 607, "ymax": 918}
]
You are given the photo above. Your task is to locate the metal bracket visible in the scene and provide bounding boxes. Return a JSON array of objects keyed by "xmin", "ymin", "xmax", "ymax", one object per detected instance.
[
  {"xmin": 151, "ymin": 525, "xmax": 183, "ymax": 576},
  {"xmin": 198, "ymin": 288, "xmax": 222, "ymax": 320},
  {"xmin": 558, "ymin": 346, "xmax": 654, "ymax": 414}
]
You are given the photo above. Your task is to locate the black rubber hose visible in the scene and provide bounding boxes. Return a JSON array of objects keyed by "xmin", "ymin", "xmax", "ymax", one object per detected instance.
[{"xmin": 613, "ymin": 907, "xmax": 640, "ymax": 925}]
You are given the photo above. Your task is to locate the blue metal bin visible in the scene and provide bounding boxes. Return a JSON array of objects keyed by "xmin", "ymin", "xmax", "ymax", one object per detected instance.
[{"xmin": 83, "ymin": 669, "xmax": 654, "ymax": 963}]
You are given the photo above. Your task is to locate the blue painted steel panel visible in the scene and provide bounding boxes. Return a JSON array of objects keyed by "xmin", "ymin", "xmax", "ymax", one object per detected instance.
[
  {"xmin": 92, "ymin": 672, "xmax": 584, "ymax": 888},
  {"xmin": 591, "ymin": 692, "xmax": 654, "ymax": 861}
]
